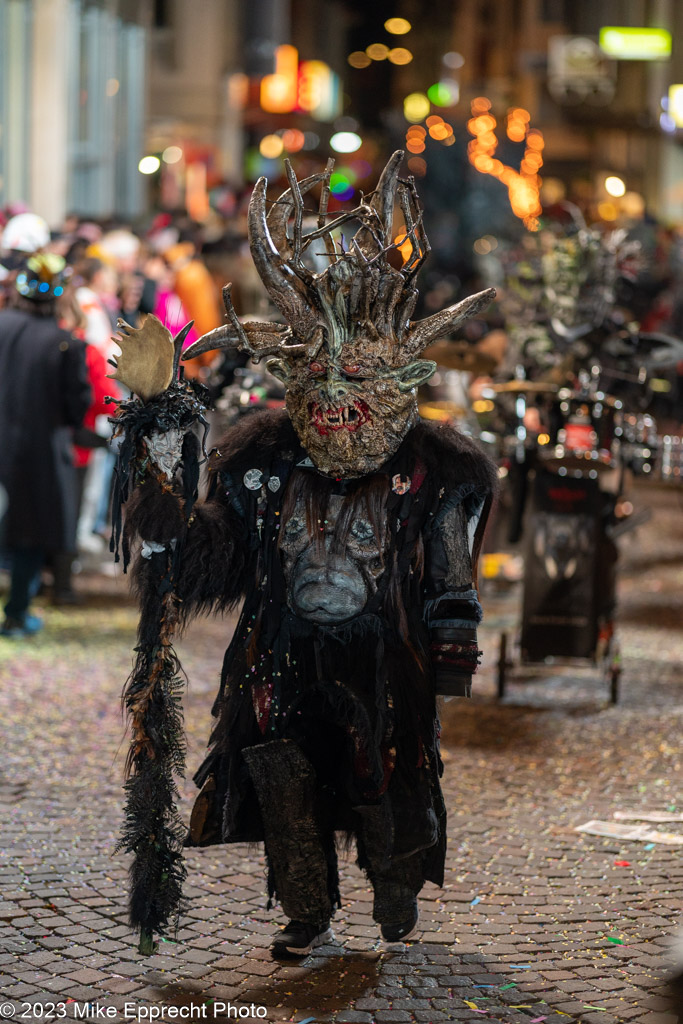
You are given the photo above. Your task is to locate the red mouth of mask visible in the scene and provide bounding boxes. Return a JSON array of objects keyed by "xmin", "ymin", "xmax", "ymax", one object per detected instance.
[{"xmin": 309, "ymin": 399, "xmax": 371, "ymax": 435}]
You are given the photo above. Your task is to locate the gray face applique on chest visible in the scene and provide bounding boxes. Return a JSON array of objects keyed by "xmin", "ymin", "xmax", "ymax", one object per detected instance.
[{"xmin": 279, "ymin": 494, "xmax": 388, "ymax": 625}]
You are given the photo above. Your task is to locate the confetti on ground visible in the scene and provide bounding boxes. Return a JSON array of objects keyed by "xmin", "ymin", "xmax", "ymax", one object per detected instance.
[
  {"xmin": 500, "ymin": 983, "xmax": 517, "ymax": 990},
  {"xmin": 607, "ymin": 936, "xmax": 625, "ymax": 944},
  {"xmin": 471, "ymin": 896, "xmax": 481, "ymax": 905},
  {"xmin": 509, "ymin": 964, "xmax": 533, "ymax": 969},
  {"xmin": 583, "ymin": 1005, "xmax": 607, "ymax": 1011},
  {"xmin": 614, "ymin": 859, "xmax": 631, "ymax": 866}
]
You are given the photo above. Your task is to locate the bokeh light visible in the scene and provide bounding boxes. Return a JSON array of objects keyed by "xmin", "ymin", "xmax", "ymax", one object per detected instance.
[
  {"xmin": 621, "ymin": 191, "xmax": 645, "ymax": 218},
  {"xmin": 330, "ymin": 131, "xmax": 362, "ymax": 153},
  {"xmin": 106, "ymin": 78, "xmax": 120, "ymax": 97},
  {"xmin": 259, "ymin": 134, "xmax": 284, "ymax": 158},
  {"xmin": 406, "ymin": 138, "xmax": 426, "ymax": 154},
  {"xmin": 350, "ymin": 158, "xmax": 372, "ymax": 178},
  {"xmin": 407, "ymin": 157, "xmax": 427, "ymax": 177},
  {"xmin": 540, "ymin": 177, "xmax": 566, "ymax": 204},
  {"xmin": 282, "ymin": 129, "xmax": 305, "ymax": 152},
  {"xmin": 429, "ymin": 122, "xmax": 453, "ymax": 141},
  {"xmin": 393, "ymin": 230, "xmax": 419, "ymax": 264},
  {"xmin": 442, "ymin": 51, "xmax": 465, "ymax": 69},
  {"xmin": 330, "ymin": 172, "xmax": 354, "ymax": 200},
  {"xmin": 404, "ymin": 92, "xmax": 430, "ymax": 122},
  {"xmin": 347, "ymin": 51, "xmax": 371, "ymax": 69},
  {"xmin": 162, "ymin": 146, "xmax": 183, "ymax": 164},
  {"xmin": 388, "ymin": 48, "xmax": 413, "ymax": 65},
  {"xmin": 605, "ymin": 175, "xmax": 626, "ymax": 197},
  {"xmin": 366, "ymin": 43, "xmax": 390, "ymax": 61},
  {"xmin": 384, "ymin": 17, "xmax": 411, "ymax": 34},
  {"xmin": 427, "ymin": 81, "xmax": 459, "ymax": 107},
  {"xmin": 138, "ymin": 156, "xmax": 160, "ymax": 174},
  {"xmin": 597, "ymin": 200, "xmax": 619, "ymax": 220}
]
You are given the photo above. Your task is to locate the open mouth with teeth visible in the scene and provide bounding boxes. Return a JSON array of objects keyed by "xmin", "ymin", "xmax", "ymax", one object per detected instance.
[{"xmin": 309, "ymin": 399, "xmax": 371, "ymax": 435}]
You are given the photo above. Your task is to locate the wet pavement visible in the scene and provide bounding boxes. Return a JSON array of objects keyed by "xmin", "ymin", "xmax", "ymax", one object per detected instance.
[{"xmin": 0, "ymin": 480, "xmax": 682, "ymax": 1024}]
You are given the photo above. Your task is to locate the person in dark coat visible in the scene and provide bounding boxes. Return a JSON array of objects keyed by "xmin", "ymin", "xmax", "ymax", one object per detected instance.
[{"xmin": 0, "ymin": 254, "xmax": 91, "ymax": 635}]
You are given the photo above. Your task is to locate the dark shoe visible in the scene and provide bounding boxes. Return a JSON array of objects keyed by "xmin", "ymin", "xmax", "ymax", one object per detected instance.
[
  {"xmin": 1, "ymin": 614, "xmax": 44, "ymax": 637},
  {"xmin": 271, "ymin": 920, "xmax": 333, "ymax": 960},
  {"xmin": 380, "ymin": 901, "xmax": 419, "ymax": 943}
]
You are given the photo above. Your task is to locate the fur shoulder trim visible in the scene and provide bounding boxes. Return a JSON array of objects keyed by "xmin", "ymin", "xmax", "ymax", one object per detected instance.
[
  {"xmin": 209, "ymin": 409, "xmax": 497, "ymax": 496},
  {"xmin": 406, "ymin": 419, "xmax": 498, "ymax": 497},
  {"xmin": 211, "ymin": 409, "xmax": 298, "ymax": 474}
]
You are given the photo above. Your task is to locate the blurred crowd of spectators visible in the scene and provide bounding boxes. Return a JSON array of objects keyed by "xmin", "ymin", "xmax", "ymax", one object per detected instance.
[{"xmin": 0, "ymin": 206, "xmax": 260, "ymax": 634}]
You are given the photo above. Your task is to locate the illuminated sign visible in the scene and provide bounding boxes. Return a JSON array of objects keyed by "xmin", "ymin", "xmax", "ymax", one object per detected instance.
[
  {"xmin": 669, "ymin": 84, "xmax": 683, "ymax": 128},
  {"xmin": 259, "ymin": 45, "xmax": 341, "ymax": 121},
  {"xmin": 260, "ymin": 45, "xmax": 299, "ymax": 114},
  {"xmin": 298, "ymin": 60, "xmax": 340, "ymax": 121},
  {"xmin": 599, "ymin": 26, "xmax": 672, "ymax": 61}
]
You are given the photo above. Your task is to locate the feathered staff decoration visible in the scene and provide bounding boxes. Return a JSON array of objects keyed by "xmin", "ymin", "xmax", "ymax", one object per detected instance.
[{"xmin": 107, "ymin": 315, "xmax": 208, "ymax": 955}]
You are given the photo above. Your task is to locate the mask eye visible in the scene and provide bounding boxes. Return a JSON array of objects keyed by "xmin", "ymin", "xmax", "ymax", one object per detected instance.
[
  {"xmin": 343, "ymin": 364, "xmax": 362, "ymax": 375},
  {"xmin": 309, "ymin": 361, "xmax": 325, "ymax": 375}
]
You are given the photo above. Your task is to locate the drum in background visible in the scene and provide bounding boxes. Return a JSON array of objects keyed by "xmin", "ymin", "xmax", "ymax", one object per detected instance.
[{"xmin": 540, "ymin": 389, "xmax": 620, "ymax": 476}]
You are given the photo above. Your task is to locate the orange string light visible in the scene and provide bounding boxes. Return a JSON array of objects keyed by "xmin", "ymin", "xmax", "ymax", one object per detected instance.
[{"xmin": 467, "ymin": 100, "xmax": 544, "ymax": 229}]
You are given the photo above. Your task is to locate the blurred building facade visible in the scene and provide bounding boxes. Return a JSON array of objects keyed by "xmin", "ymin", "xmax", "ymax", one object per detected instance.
[
  {"xmin": 144, "ymin": 0, "xmax": 683, "ymax": 228},
  {"xmin": 0, "ymin": 0, "xmax": 151, "ymax": 225},
  {"xmin": 2, "ymin": 0, "xmax": 682, "ymax": 229}
]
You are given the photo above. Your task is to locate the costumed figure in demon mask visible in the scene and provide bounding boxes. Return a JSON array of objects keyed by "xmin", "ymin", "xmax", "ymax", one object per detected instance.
[{"xmin": 109, "ymin": 152, "xmax": 497, "ymax": 958}]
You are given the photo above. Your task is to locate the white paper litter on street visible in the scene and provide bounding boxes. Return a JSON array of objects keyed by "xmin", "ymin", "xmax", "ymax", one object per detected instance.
[
  {"xmin": 575, "ymin": 820, "xmax": 683, "ymax": 845},
  {"xmin": 613, "ymin": 810, "xmax": 683, "ymax": 823}
]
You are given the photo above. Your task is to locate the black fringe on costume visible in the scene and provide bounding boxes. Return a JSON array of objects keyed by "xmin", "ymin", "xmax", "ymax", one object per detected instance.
[{"xmin": 108, "ymin": 381, "xmax": 210, "ymax": 951}]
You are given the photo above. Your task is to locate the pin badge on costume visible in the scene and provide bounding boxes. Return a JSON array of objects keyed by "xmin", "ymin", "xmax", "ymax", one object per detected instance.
[
  {"xmin": 244, "ymin": 468, "xmax": 263, "ymax": 490},
  {"xmin": 392, "ymin": 474, "xmax": 412, "ymax": 495}
]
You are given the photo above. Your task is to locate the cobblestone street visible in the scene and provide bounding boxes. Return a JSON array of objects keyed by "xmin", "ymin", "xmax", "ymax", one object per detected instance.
[{"xmin": 1, "ymin": 481, "xmax": 682, "ymax": 1024}]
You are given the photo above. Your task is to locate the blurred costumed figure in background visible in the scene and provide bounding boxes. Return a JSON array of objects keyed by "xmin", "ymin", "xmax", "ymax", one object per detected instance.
[{"xmin": 109, "ymin": 152, "xmax": 496, "ymax": 957}]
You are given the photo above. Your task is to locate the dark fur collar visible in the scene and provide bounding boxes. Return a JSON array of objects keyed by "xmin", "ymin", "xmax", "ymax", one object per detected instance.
[{"xmin": 210, "ymin": 409, "xmax": 497, "ymax": 496}]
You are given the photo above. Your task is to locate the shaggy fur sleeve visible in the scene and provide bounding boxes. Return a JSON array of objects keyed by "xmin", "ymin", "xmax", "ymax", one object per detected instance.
[{"xmin": 124, "ymin": 478, "xmax": 249, "ymax": 628}]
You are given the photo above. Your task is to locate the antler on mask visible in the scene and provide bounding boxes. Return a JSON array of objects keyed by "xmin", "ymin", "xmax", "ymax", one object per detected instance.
[{"xmin": 183, "ymin": 151, "xmax": 495, "ymax": 476}]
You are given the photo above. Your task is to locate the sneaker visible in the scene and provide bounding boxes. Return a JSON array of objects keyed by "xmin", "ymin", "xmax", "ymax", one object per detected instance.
[
  {"xmin": 271, "ymin": 920, "xmax": 333, "ymax": 960},
  {"xmin": 380, "ymin": 901, "xmax": 419, "ymax": 943},
  {"xmin": 1, "ymin": 614, "xmax": 43, "ymax": 637}
]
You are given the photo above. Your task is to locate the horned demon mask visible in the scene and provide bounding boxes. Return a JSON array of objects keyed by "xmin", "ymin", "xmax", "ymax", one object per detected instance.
[{"xmin": 184, "ymin": 151, "xmax": 495, "ymax": 477}]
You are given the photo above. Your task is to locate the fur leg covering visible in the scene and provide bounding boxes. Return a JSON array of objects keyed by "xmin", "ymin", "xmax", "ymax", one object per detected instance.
[
  {"xmin": 355, "ymin": 802, "xmax": 424, "ymax": 925},
  {"xmin": 242, "ymin": 739, "xmax": 333, "ymax": 924}
]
